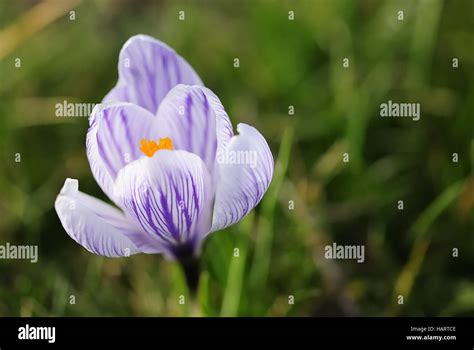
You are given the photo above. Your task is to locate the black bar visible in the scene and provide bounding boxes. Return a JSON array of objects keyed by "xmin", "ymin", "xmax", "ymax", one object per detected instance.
[{"xmin": 0, "ymin": 317, "xmax": 472, "ymax": 347}]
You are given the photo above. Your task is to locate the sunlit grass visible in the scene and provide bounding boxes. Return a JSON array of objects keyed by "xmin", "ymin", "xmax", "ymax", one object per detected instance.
[{"xmin": 0, "ymin": 0, "xmax": 472, "ymax": 317}]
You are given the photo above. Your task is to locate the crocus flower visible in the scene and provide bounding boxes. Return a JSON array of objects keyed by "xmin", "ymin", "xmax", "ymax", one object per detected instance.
[{"xmin": 55, "ymin": 35, "xmax": 274, "ymax": 267}]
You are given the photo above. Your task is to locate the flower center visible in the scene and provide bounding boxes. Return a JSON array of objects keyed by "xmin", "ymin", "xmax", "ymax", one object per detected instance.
[{"xmin": 140, "ymin": 137, "xmax": 173, "ymax": 157}]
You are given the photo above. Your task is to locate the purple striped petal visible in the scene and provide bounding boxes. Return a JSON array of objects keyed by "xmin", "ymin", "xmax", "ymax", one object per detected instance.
[
  {"xmin": 86, "ymin": 102, "xmax": 170, "ymax": 201},
  {"xmin": 155, "ymin": 85, "xmax": 233, "ymax": 173},
  {"xmin": 114, "ymin": 150, "xmax": 213, "ymax": 256},
  {"xmin": 211, "ymin": 123, "xmax": 274, "ymax": 232},
  {"xmin": 201, "ymin": 87, "xmax": 234, "ymax": 157},
  {"xmin": 55, "ymin": 178, "xmax": 165, "ymax": 257},
  {"xmin": 103, "ymin": 35, "xmax": 203, "ymax": 114}
]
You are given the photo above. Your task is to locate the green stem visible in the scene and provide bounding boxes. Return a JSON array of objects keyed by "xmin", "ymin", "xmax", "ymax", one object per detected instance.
[
  {"xmin": 179, "ymin": 255, "xmax": 200, "ymax": 296},
  {"xmin": 174, "ymin": 243, "xmax": 200, "ymax": 296}
]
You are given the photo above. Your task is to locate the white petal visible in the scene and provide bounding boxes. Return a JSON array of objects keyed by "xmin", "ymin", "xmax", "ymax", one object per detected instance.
[
  {"xmin": 55, "ymin": 178, "xmax": 164, "ymax": 257},
  {"xmin": 103, "ymin": 34, "xmax": 203, "ymax": 114},
  {"xmin": 154, "ymin": 85, "xmax": 218, "ymax": 173},
  {"xmin": 114, "ymin": 150, "xmax": 213, "ymax": 254},
  {"xmin": 211, "ymin": 123, "xmax": 274, "ymax": 232},
  {"xmin": 86, "ymin": 102, "xmax": 169, "ymax": 202}
]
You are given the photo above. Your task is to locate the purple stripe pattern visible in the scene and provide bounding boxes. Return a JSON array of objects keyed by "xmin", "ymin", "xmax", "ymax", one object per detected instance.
[
  {"xmin": 154, "ymin": 85, "xmax": 218, "ymax": 173},
  {"xmin": 56, "ymin": 35, "xmax": 274, "ymax": 260},
  {"xmin": 114, "ymin": 151, "xmax": 212, "ymax": 251},
  {"xmin": 103, "ymin": 35, "xmax": 203, "ymax": 114}
]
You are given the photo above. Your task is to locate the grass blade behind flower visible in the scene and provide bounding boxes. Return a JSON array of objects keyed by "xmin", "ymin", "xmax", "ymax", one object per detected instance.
[{"xmin": 248, "ymin": 126, "xmax": 293, "ymax": 312}]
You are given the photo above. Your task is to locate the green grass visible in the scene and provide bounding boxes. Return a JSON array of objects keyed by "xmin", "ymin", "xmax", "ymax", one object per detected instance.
[{"xmin": 0, "ymin": 0, "xmax": 472, "ymax": 317}]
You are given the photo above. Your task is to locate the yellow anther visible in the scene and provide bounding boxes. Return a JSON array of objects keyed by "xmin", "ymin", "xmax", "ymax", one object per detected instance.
[{"xmin": 140, "ymin": 137, "xmax": 173, "ymax": 157}]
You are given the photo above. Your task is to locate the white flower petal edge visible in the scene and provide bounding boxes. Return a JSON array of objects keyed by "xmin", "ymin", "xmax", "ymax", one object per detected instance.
[
  {"xmin": 55, "ymin": 178, "xmax": 164, "ymax": 257},
  {"xmin": 200, "ymin": 87, "xmax": 234, "ymax": 158},
  {"xmin": 211, "ymin": 123, "xmax": 274, "ymax": 232}
]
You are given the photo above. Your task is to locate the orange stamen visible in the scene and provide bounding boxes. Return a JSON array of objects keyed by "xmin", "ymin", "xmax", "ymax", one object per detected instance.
[
  {"xmin": 140, "ymin": 137, "xmax": 173, "ymax": 157},
  {"xmin": 158, "ymin": 137, "xmax": 173, "ymax": 150}
]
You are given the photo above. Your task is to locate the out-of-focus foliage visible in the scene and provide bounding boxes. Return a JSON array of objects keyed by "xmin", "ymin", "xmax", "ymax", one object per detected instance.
[{"xmin": 0, "ymin": 0, "xmax": 472, "ymax": 316}]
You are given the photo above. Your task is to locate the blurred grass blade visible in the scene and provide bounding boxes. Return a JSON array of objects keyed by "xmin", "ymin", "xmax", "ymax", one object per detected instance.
[
  {"xmin": 220, "ymin": 213, "xmax": 253, "ymax": 317},
  {"xmin": 470, "ymin": 139, "xmax": 474, "ymax": 175},
  {"xmin": 249, "ymin": 126, "xmax": 293, "ymax": 296},
  {"xmin": 389, "ymin": 180, "xmax": 465, "ymax": 315},
  {"xmin": 169, "ymin": 263, "xmax": 190, "ymax": 316},
  {"xmin": 51, "ymin": 274, "xmax": 68, "ymax": 316},
  {"xmin": 407, "ymin": 0, "xmax": 443, "ymax": 90},
  {"xmin": 0, "ymin": 0, "xmax": 81, "ymax": 59},
  {"xmin": 197, "ymin": 271, "xmax": 211, "ymax": 316},
  {"xmin": 410, "ymin": 181, "xmax": 464, "ymax": 241}
]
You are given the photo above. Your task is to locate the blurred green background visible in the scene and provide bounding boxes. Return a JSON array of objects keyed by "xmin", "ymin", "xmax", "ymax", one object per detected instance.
[{"xmin": 0, "ymin": 0, "xmax": 473, "ymax": 316}]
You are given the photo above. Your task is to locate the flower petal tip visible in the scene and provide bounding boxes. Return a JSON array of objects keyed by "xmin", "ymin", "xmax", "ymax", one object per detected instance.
[{"xmin": 60, "ymin": 178, "xmax": 79, "ymax": 196}]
